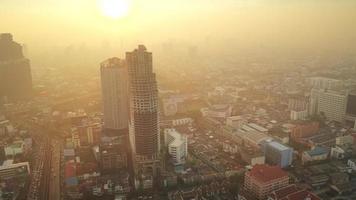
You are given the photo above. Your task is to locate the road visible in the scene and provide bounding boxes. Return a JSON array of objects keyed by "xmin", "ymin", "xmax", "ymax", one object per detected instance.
[{"xmin": 49, "ymin": 140, "xmax": 62, "ymax": 200}]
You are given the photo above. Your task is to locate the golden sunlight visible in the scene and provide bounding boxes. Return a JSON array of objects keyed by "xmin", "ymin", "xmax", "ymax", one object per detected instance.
[{"xmin": 99, "ymin": 0, "xmax": 131, "ymax": 19}]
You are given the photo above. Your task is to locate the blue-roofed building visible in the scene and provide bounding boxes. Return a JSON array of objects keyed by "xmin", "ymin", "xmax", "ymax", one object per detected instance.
[
  {"xmin": 265, "ymin": 141, "xmax": 293, "ymax": 168},
  {"xmin": 65, "ymin": 177, "xmax": 79, "ymax": 186},
  {"xmin": 302, "ymin": 146, "xmax": 329, "ymax": 164}
]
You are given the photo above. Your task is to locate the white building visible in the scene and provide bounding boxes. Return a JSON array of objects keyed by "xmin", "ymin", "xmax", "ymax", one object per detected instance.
[
  {"xmin": 164, "ymin": 129, "xmax": 188, "ymax": 165},
  {"xmin": 172, "ymin": 118, "xmax": 194, "ymax": 127},
  {"xmin": 347, "ymin": 159, "xmax": 356, "ymax": 171},
  {"xmin": 4, "ymin": 141, "xmax": 24, "ymax": 156},
  {"xmin": 100, "ymin": 57, "xmax": 129, "ymax": 131},
  {"xmin": 290, "ymin": 110, "xmax": 308, "ymax": 121},
  {"xmin": 318, "ymin": 90, "xmax": 347, "ymax": 123},
  {"xmin": 308, "ymin": 77, "xmax": 343, "ymax": 90}
]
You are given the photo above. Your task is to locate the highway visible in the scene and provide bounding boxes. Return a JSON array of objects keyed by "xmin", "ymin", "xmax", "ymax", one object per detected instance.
[{"xmin": 49, "ymin": 141, "xmax": 62, "ymax": 200}]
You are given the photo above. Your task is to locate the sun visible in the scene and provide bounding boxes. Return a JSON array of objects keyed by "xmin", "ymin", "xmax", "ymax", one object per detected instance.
[{"xmin": 99, "ymin": 0, "xmax": 131, "ymax": 19}]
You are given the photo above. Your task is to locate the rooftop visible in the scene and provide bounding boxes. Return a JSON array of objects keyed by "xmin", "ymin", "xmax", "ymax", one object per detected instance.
[
  {"xmin": 268, "ymin": 141, "xmax": 291, "ymax": 151},
  {"xmin": 248, "ymin": 164, "xmax": 288, "ymax": 183},
  {"xmin": 306, "ymin": 146, "xmax": 329, "ymax": 157}
]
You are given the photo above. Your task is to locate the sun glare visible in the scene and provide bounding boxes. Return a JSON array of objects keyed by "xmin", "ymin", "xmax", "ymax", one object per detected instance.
[{"xmin": 99, "ymin": 0, "xmax": 131, "ymax": 19}]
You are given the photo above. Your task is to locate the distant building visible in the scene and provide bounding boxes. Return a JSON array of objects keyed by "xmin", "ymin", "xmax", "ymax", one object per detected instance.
[
  {"xmin": 288, "ymin": 95, "xmax": 308, "ymax": 111},
  {"xmin": 100, "ymin": 57, "xmax": 129, "ymax": 133},
  {"xmin": 244, "ymin": 164, "xmax": 289, "ymax": 200},
  {"xmin": 164, "ymin": 129, "xmax": 188, "ymax": 165},
  {"xmin": 0, "ymin": 33, "xmax": 32, "ymax": 101},
  {"xmin": 201, "ymin": 104, "xmax": 232, "ymax": 119},
  {"xmin": 308, "ymin": 77, "xmax": 343, "ymax": 90},
  {"xmin": 346, "ymin": 92, "xmax": 356, "ymax": 116},
  {"xmin": 162, "ymin": 98, "xmax": 180, "ymax": 116},
  {"xmin": 265, "ymin": 141, "xmax": 293, "ymax": 168}
]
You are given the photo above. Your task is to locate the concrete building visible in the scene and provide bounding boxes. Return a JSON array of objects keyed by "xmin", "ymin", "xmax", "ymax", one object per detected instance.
[
  {"xmin": 226, "ymin": 116, "xmax": 246, "ymax": 128},
  {"xmin": 265, "ymin": 141, "xmax": 293, "ymax": 168},
  {"xmin": 71, "ymin": 123, "xmax": 102, "ymax": 148},
  {"xmin": 336, "ymin": 135, "xmax": 353, "ymax": 146},
  {"xmin": 318, "ymin": 90, "xmax": 347, "ymax": 123},
  {"xmin": 244, "ymin": 164, "xmax": 289, "ymax": 200},
  {"xmin": 127, "ymin": 45, "xmax": 160, "ymax": 160},
  {"xmin": 0, "ymin": 33, "xmax": 32, "ymax": 101},
  {"xmin": 267, "ymin": 184, "xmax": 321, "ymax": 200},
  {"xmin": 290, "ymin": 110, "xmax": 308, "ymax": 121},
  {"xmin": 201, "ymin": 104, "xmax": 232, "ymax": 119},
  {"xmin": 0, "ymin": 161, "xmax": 30, "ymax": 180},
  {"xmin": 302, "ymin": 146, "xmax": 329, "ymax": 164},
  {"xmin": 100, "ymin": 142, "xmax": 128, "ymax": 173},
  {"xmin": 100, "ymin": 57, "xmax": 129, "ymax": 132},
  {"xmin": 290, "ymin": 121, "xmax": 319, "ymax": 141},
  {"xmin": 309, "ymin": 77, "xmax": 343, "ymax": 90},
  {"xmin": 4, "ymin": 141, "xmax": 24, "ymax": 156},
  {"xmin": 347, "ymin": 159, "xmax": 356, "ymax": 171},
  {"xmin": 164, "ymin": 129, "xmax": 188, "ymax": 165}
]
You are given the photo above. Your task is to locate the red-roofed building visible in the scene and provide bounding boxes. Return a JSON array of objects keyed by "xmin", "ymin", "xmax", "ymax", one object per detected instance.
[
  {"xmin": 65, "ymin": 162, "xmax": 76, "ymax": 178},
  {"xmin": 244, "ymin": 164, "xmax": 289, "ymax": 200},
  {"xmin": 268, "ymin": 184, "xmax": 321, "ymax": 200}
]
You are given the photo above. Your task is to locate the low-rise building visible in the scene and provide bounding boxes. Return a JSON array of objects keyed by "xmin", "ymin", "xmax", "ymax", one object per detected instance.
[
  {"xmin": 164, "ymin": 128, "xmax": 188, "ymax": 165},
  {"xmin": 302, "ymin": 146, "xmax": 329, "ymax": 164},
  {"xmin": 268, "ymin": 184, "xmax": 321, "ymax": 200},
  {"xmin": 0, "ymin": 161, "xmax": 30, "ymax": 180},
  {"xmin": 244, "ymin": 164, "xmax": 289, "ymax": 200},
  {"xmin": 4, "ymin": 140, "xmax": 24, "ymax": 156},
  {"xmin": 347, "ymin": 159, "xmax": 356, "ymax": 171}
]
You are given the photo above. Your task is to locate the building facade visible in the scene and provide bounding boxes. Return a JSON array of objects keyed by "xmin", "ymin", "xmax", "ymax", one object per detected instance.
[
  {"xmin": 318, "ymin": 90, "xmax": 347, "ymax": 123},
  {"xmin": 265, "ymin": 141, "xmax": 293, "ymax": 168},
  {"xmin": 100, "ymin": 57, "xmax": 129, "ymax": 132},
  {"xmin": 126, "ymin": 45, "xmax": 160, "ymax": 160},
  {"xmin": 0, "ymin": 33, "xmax": 32, "ymax": 101},
  {"xmin": 244, "ymin": 164, "xmax": 289, "ymax": 200},
  {"xmin": 164, "ymin": 128, "xmax": 188, "ymax": 165}
]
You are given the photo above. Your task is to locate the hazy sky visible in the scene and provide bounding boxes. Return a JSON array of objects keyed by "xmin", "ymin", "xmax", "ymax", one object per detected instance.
[{"xmin": 1, "ymin": 0, "xmax": 356, "ymax": 53}]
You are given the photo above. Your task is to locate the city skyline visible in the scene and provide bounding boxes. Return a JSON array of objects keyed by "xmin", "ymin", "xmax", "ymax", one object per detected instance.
[{"xmin": 1, "ymin": 1, "xmax": 356, "ymax": 199}]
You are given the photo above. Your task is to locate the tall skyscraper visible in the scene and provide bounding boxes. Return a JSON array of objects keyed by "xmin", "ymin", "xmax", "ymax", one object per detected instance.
[
  {"xmin": 0, "ymin": 33, "xmax": 32, "ymax": 101},
  {"xmin": 100, "ymin": 57, "xmax": 129, "ymax": 134},
  {"xmin": 126, "ymin": 45, "xmax": 160, "ymax": 160}
]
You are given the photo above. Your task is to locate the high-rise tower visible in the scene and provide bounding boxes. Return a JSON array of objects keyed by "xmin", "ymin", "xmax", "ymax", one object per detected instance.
[
  {"xmin": 126, "ymin": 45, "xmax": 160, "ymax": 160},
  {"xmin": 100, "ymin": 57, "xmax": 129, "ymax": 134},
  {"xmin": 0, "ymin": 33, "xmax": 32, "ymax": 101}
]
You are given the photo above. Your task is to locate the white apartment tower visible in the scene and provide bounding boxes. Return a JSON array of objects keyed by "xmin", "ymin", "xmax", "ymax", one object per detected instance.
[{"xmin": 318, "ymin": 90, "xmax": 347, "ymax": 123}]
